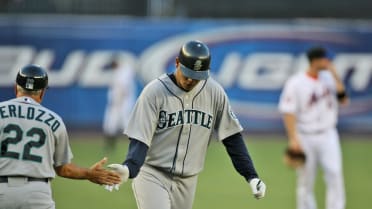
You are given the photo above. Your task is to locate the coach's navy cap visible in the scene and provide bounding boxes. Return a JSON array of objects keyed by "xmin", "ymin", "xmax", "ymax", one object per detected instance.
[{"xmin": 16, "ymin": 65, "xmax": 48, "ymax": 91}]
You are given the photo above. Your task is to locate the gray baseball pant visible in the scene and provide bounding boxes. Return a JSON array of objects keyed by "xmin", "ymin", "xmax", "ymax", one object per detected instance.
[
  {"xmin": 0, "ymin": 177, "xmax": 54, "ymax": 209},
  {"xmin": 132, "ymin": 164, "xmax": 198, "ymax": 209}
]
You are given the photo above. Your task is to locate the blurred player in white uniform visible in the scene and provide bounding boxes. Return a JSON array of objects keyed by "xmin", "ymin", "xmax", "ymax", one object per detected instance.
[
  {"xmin": 103, "ymin": 59, "xmax": 136, "ymax": 151},
  {"xmin": 279, "ymin": 47, "xmax": 348, "ymax": 209}
]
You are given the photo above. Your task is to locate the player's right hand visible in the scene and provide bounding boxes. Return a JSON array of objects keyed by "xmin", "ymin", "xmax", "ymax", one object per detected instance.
[
  {"xmin": 104, "ymin": 164, "xmax": 130, "ymax": 192},
  {"xmin": 87, "ymin": 157, "xmax": 122, "ymax": 185}
]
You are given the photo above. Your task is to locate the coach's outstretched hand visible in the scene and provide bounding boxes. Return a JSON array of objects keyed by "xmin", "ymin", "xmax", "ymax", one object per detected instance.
[
  {"xmin": 104, "ymin": 164, "xmax": 130, "ymax": 192},
  {"xmin": 249, "ymin": 178, "xmax": 266, "ymax": 199},
  {"xmin": 87, "ymin": 157, "xmax": 122, "ymax": 185}
]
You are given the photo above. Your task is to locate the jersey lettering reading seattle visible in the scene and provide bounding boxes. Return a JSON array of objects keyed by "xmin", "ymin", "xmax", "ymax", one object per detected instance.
[
  {"xmin": 0, "ymin": 104, "xmax": 61, "ymax": 132},
  {"xmin": 157, "ymin": 109, "xmax": 213, "ymax": 130}
]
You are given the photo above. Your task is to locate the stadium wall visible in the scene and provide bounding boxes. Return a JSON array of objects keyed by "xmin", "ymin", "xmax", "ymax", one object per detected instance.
[{"xmin": 0, "ymin": 16, "xmax": 371, "ymax": 133}]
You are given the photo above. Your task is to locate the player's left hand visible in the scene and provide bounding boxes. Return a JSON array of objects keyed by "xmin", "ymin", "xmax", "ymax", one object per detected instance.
[
  {"xmin": 249, "ymin": 178, "xmax": 266, "ymax": 199},
  {"xmin": 104, "ymin": 164, "xmax": 130, "ymax": 192}
]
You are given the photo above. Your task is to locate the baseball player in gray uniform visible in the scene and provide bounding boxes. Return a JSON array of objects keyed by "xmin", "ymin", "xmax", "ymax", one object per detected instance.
[
  {"xmin": 0, "ymin": 65, "xmax": 121, "ymax": 209},
  {"xmin": 107, "ymin": 40, "xmax": 266, "ymax": 209}
]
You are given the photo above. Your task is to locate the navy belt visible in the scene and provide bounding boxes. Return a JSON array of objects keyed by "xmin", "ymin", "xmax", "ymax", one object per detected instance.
[{"xmin": 0, "ymin": 176, "xmax": 49, "ymax": 183}]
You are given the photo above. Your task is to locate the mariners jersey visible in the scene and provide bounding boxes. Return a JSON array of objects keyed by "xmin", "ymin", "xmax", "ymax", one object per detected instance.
[
  {"xmin": 0, "ymin": 97, "xmax": 73, "ymax": 178},
  {"xmin": 125, "ymin": 74, "xmax": 243, "ymax": 176},
  {"xmin": 279, "ymin": 71, "xmax": 338, "ymax": 133}
]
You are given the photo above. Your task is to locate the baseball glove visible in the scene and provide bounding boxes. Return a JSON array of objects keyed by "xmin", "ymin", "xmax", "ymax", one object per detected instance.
[{"xmin": 283, "ymin": 148, "xmax": 306, "ymax": 169}]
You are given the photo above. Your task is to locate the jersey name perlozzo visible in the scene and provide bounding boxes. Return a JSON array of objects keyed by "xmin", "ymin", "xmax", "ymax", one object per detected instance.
[{"xmin": 0, "ymin": 104, "xmax": 61, "ymax": 132}]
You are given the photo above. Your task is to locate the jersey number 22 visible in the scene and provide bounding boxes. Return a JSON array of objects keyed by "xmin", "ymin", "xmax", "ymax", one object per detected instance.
[{"xmin": 1, "ymin": 124, "xmax": 46, "ymax": 163}]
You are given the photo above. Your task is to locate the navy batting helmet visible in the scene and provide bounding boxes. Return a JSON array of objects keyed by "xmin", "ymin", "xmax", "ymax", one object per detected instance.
[
  {"xmin": 178, "ymin": 40, "xmax": 211, "ymax": 80},
  {"xmin": 16, "ymin": 65, "xmax": 48, "ymax": 91}
]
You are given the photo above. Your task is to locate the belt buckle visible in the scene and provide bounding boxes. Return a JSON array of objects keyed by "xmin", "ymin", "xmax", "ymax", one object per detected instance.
[{"xmin": 8, "ymin": 177, "xmax": 28, "ymax": 187}]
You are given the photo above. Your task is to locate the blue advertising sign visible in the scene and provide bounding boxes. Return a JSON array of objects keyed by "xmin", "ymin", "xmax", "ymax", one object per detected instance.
[{"xmin": 0, "ymin": 16, "xmax": 371, "ymax": 132}]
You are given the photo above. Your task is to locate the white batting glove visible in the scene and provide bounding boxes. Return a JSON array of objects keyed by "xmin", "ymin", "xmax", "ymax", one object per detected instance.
[
  {"xmin": 104, "ymin": 184, "xmax": 120, "ymax": 192},
  {"xmin": 249, "ymin": 178, "xmax": 266, "ymax": 199},
  {"xmin": 104, "ymin": 164, "xmax": 130, "ymax": 192}
]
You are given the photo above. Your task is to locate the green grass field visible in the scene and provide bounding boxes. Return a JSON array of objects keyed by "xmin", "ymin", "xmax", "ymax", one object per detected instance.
[{"xmin": 52, "ymin": 135, "xmax": 372, "ymax": 209}]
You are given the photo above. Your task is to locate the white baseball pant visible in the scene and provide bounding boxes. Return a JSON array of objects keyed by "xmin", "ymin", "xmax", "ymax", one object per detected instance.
[{"xmin": 297, "ymin": 128, "xmax": 345, "ymax": 209}]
